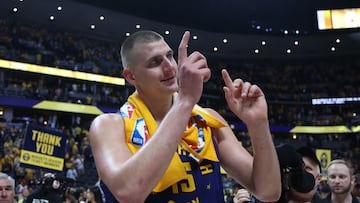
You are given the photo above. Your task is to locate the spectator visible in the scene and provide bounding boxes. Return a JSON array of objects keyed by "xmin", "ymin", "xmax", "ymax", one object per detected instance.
[
  {"xmin": 234, "ymin": 144, "xmax": 318, "ymax": 203},
  {"xmin": 316, "ymin": 159, "xmax": 360, "ymax": 203},
  {"xmin": 296, "ymin": 146, "xmax": 323, "ymax": 202},
  {"xmin": 73, "ymin": 154, "xmax": 85, "ymax": 175},
  {"xmin": 85, "ymin": 185, "xmax": 104, "ymax": 203},
  {"xmin": 66, "ymin": 163, "xmax": 78, "ymax": 181},
  {"xmin": 0, "ymin": 172, "xmax": 15, "ymax": 203},
  {"xmin": 17, "ymin": 187, "xmax": 29, "ymax": 203}
]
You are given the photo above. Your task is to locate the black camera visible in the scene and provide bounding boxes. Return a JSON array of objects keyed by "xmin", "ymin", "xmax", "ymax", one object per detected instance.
[{"xmin": 276, "ymin": 144, "xmax": 315, "ymax": 193}]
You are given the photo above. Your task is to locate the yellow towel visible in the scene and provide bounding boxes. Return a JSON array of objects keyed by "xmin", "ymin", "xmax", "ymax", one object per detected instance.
[{"xmin": 122, "ymin": 92, "xmax": 227, "ymax": 192}]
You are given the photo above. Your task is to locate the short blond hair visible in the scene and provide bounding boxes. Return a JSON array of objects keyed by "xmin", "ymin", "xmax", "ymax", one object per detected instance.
[
  {"xmin": 327, "ymin": 159, "xmax": 354, "ymax": 176},
  {"xmin": 120, "ymin": 30, "xmax": 163, "ymax": 68}
]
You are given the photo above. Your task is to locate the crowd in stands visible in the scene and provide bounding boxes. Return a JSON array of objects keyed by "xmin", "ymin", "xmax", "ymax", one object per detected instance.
[
  {"xmin": 2, "ymin": 17, "xmax": 359, "ymax": 125},
  {"xmin": 1, "ymin": 68, "xmax": 127, "ymax": 109},
  {"xmin": 0, "ymin": 17, "xmax": 359, "ymax": 201},
  {"xmin": 0, "ymin": 115, "xmax": 99, "ymax": 202},
  {"xmin": 1, "ymin": 17, "xmax": 360, "ymax": 126}
]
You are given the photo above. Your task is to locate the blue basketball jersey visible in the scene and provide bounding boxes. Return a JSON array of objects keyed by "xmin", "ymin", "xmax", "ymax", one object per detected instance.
[{"xmin": 100, "ymin": 146, "xmax": 225, "ymax": 203}]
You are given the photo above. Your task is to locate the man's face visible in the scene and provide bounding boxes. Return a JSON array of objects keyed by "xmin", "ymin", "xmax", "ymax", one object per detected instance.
[
  {"xmin": 327, "ymin": 163, "xmax": 353, "ymax": 195},
  {"xmin": 0, "ymin": 179, "xmax": 14, "ymax": 203},
  {"xmin": 124, "ymin": 40, "xmax": 178, "ymax": 96},
  {"xmin": 303, "ymin": 156, "xmax": 322, "ymax": 187},
  {"xmin": 288, "ymin": 156, "xmax": 321, "ymax": 202}
]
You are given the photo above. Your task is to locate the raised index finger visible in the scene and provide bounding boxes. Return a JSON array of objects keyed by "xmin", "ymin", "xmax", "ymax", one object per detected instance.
[
  {"xmin": 221, "ymin": 69, "xmax": 234, "ymax": 90},
  {"xmin": 178, "ymin": 31, "xmax": 190, "ymax": 66}
]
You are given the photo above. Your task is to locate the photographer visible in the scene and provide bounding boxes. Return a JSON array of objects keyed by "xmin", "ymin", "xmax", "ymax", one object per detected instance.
[
  {"xmin": 234, "ymin": 144, "xmax": 318, "ymax": 203},
  {"xmin": 26, "ymin": 173, "xmax": 66, "ymax": 203}
]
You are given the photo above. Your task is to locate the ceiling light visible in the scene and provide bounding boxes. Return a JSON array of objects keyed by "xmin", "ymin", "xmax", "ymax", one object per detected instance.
[
  {"xmin": 49, "ymin": 15, "xmax": 55, "ymax": 20},
  {"xmin": 261, "ymin": 41, "xmax": 266, "ymax": 46},
  {"xmin": 135, "ymin": 24, "xmax": 141, "ymax": 29},
  {"xmin": 284, "ymin": 30, "xmax": 288, "ymax": 35},
  {"xmin": 331, "ymin": 47, "xmax": 336, "ymax": 51},
  {"xmin": 286, "ymin": 49, "xmax": 291, "ymax": 54},
  {"xmin": 254, "ymin": 49, "xmax": 259, "ymax": 54},
  {"xmin": 223, "ymin": 38, "xmax": 228, "ymax": 43},
  {"xmin": 193, "ymin": 35, "xmax": 198, "ymax": 40},
  {"xmin": 164, "ymin": 30, "xmax": 170, "ymax": 35},
  {"xmin": 294, "ymin": 41, "xmax": 299, "ymax": 45},
  {"xmin": 99, "ymin": 16, "xmax": 105, "ymax": 21},
  {"xmin": 57, "ymin": 6, "xmax": 62, "ymax": 11},
  {"xmin": 13, "ymin": 7, "xmax": 18, "ymax": 12},
  {"xmin": 125, "ymin": 32, "xmax": 131, "ymax": 37},
  {"xmin": 213, "ymin": 47, "xmax": 218, "ymax": 52},
  {"xmin": 90, "ymin": 24, "xmax": 96, "ymax": 29},
  {"xmin": 336, "ymin": 39, "xmax": 341, "ymax": 43}
]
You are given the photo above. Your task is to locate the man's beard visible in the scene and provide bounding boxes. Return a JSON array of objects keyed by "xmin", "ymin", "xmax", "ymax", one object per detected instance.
[{"xmin": 332, "ymin": 183, "xmax": 352, "ymax": 195}]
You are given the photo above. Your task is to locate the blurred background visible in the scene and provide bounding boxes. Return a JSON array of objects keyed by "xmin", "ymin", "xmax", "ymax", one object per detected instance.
[{"xmin": 0, "ymin": 0, "xmax": 359, "ymax": 201}]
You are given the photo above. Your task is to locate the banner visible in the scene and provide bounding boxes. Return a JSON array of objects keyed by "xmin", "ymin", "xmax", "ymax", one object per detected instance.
[
  {"xmin": 20, "ymin": 125, "xmax": 67, "ymax": 172},
  {"xmin": 316, "ymin": 149, "xmax": 332, "ymax": 179}
]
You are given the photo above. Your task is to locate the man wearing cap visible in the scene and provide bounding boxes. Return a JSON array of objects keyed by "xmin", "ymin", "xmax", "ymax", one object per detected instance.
[
  {"xmin": 275, "ymin": 144, "xmax": 318, "ymax": 203},
  {"xmin": 234, "ymin": 144, "xmax": 320, "ymax": 203},
  {"xmin": 296, "ymin": 146, "xmax": 323, "ymax": 203}
]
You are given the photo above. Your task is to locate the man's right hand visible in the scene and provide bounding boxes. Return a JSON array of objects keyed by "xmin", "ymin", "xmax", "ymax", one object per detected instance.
[{"xmin": 177, "ymin": 31, "xmax": 211, "ymax": 105}]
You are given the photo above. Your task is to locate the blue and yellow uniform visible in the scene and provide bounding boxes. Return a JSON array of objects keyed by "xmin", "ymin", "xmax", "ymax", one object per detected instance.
[{"xmin": 100, "ymin": 92, "xmax": 227, "ymax": 203}]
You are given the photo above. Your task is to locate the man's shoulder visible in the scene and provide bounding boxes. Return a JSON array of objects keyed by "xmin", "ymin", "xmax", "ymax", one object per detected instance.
[
  {"xmin": 197, "ymin": 107, "xmax": 228, "ymax": 125},
  {"xmin": 96, "ymin": 112, "xmax": 123, "ymax": 121},
  {"xmin": 90, "ymin": 113, "xmax": 124, "ymax": 131}
]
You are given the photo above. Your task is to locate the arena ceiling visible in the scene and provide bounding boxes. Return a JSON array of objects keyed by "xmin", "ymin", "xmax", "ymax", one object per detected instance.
[
  {"xmin": 74, "ymin": 0, "xmax": 360, "ymax": 35},
  {"xmin": 1, "ymin": 0, "xmax": 360, "ymax": 60}
]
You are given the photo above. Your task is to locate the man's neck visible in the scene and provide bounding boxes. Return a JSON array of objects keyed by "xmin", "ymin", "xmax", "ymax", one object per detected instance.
[
  {"xmin": 331, "ymin": 193, "xmax": 353, "ymax": 203},
  {"xmin": 137, "ymin": 91, "xmax": 173, "ymax": 122}
]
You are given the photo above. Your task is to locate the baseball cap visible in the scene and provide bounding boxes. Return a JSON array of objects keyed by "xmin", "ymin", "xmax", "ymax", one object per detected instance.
[
  {"xmin": 276, "ymin": 144, "xmax": 315, "ymax": 193},
  {"xmin": 296, "ymin": 146, "xmax": 321, "ymax": 173}
]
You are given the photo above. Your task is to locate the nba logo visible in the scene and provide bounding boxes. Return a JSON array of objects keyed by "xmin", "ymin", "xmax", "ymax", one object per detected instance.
[{"xmin": 131, "ymin": 118, "xmax": 149, "ymax": 146}]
